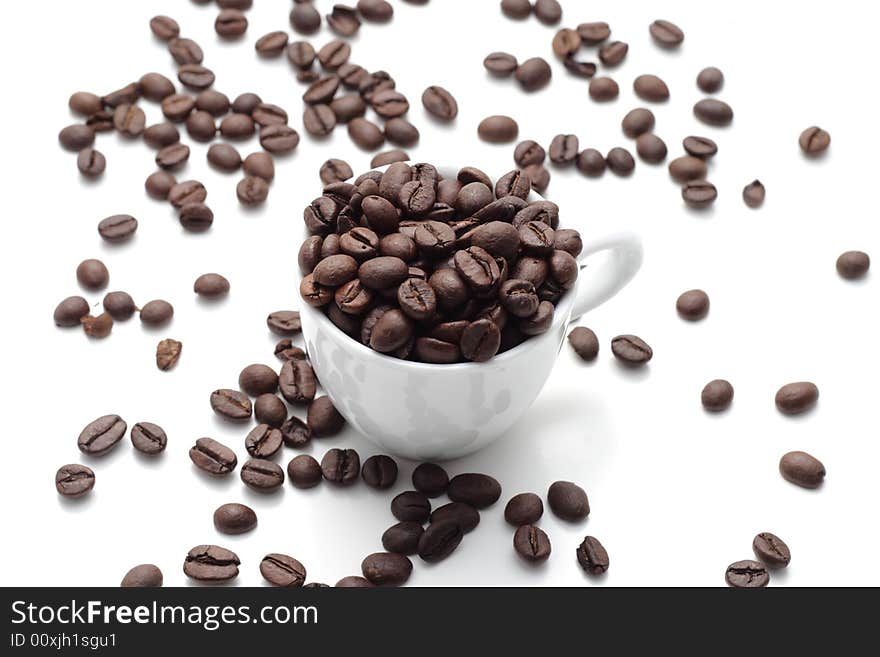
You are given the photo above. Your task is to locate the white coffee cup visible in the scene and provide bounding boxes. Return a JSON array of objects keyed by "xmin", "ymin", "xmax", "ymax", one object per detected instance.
[{"xmin": 299, "ymin": 171, "xmax": 643, "ymax": 460}]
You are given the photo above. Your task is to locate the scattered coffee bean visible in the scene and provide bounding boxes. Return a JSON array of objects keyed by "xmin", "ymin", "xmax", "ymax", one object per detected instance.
[
  {"xmin": 288, "ymin": 454, "xmax": 322, "ymax": 488},
  {"xmin": 775, "ymin": 382, "xmax": 819, "ymax": 415},
  {"xmin": 384, "ymin": 118, "xmax": 419, "ymax": 147},
  {"xmin": 119, "ymin": 564, "xmax": 162, "ymax": 588},
  {"xmin": 590, "ymin": 77, "xmax": 620, "ymax": 101},
  {"xmin": 267, "ymin": 310, "xmax": 302, "ymax": 336},
  {"xmin": 76, "ymin": 259, "xmax": 109, "ymax": 290},
  {"xmin": 576, "ymin": 536, "xmax": 609, "ymax": 575},
  {"xmin": 430, "ymin": 502, "xmax": 480, "ymax": 533},
  {"xmin": 237, "ymin": 176, "xmax": 269, "ymax": 206},
  {"xmin": 622, "ymin": 108, "xmax": 655, "ymax": 138},
  {"xmin": 59, "ymin": 124, "xmax": 95, "ymax": 151},
  {"xmin": 156, "ymin": 143, "xmax": 190, "ymax": 171},
  {"xmin": 478, "ymin": 115, "xmax": 519, "ymax": 143},
  {"xmin": 683, "ymin": 135, "xmax": 718, "ymax": 159},
  {"xmin": 260, "ymin": 124, "xmax": 300, "ymax": 153},
  {"xmin": 701, "ymin": 379, "xmax": 734, "ymax": 412},
  {"xmin": 54, "ymin": 296, "xmax": 90, "ymax": 327},
  {"xmin": 254, "ymin": 394, "xmax": 287, "ymax": 428},
  {"xmin": 275, "ymin": 340, "xmax": 306, "ymax": 362},
  {"xmin": 77, "ymin": 148, "xmax": 106, "ymax": 177},
  {"xmin": 598, "ymin": 41, "xmax": 628, "ymax": 67},
  {"xmin": 145, "ymin": 171, "xmax": 177, "ymax": 199},
  {"xmin": 220, "ymin": 113, "xmax": 256, "ymax": 139},
  {"xmin": 150, "ymin": 15, "xmax": 180, "ymax": 41},
  {"xmin": 694, "ymin": 99, "xmax": 733, "ymax": 126},
  {"xmin": 606, "ymin": 147, "xmax": 635, "ymax": 175},
  {"xmin": 676, "ymin": 289, "xmax": 709, "ymax": 320},
  {"xmin": 500, "ymin": 0, "xmax": 531, "ymax": 20},
  {"xmin": 534, "ymin": 0, "xmax": 562, "ymax": 25},
  {"xmin": 362, "ymin": 454, "xmax": 399, "ymax": 489},
  {"xmin": 361, "ymin": 552, "xmax": 412, "ymax": 587},
  {"xmin": 633, "ymin": 74, "xmax": 669, "ymax": 102},
  {"xmin": 552, "ymin": 28, "xmax": 582, "ymax": 59},
  {"xmin": 611, "ymin": 334, "xmax": 652, "ymax": 365},
  {"xmin": 210, "ymin": 388, "xmax": 252, "ymax": 421},
  {"xmin": 650, "ymin": 19, "xmax": 684, "ymax": 47},
  {"xmin": 320, "ymin": 158, "xmax": 354, "ymax": 185},
  {"xmin": 576, "ymin": 148, "xmax": 606, "ymax": 176},
  {"xmin": 836, "ymin": 251, "xmax": 870, "ymax": 279},
  {"xmin": 568, "ymin": 326, "xmax": 599, "ymax": 361},
  {"xmin": 358, "ymin": 0, "xmax": 393, "ymax": 22},
  {"xmin": 156, "ymin": 338, "xmax": 182, "ymax": 371},
  {"xmin": 321, "ymin": 448, "xmax": 360, "ymax": 484},
  {"xmin": 547, "ymin": 480, "xmax": 589, "ymax": 521},
  {"xmin": 513, "ymin": 525, "xmax": 551, "ymax": 563},
  {"xmin": 752, "ymin": 532, "xmax": 791, "ymax": 568},
  {"xmin": 635, "ymin": 133, "xmax": 667, "ymax": 163},
  {"xmin": 668, "ymin": 156, "xmax": 707, "ymax": 183},
  {"xmin": 327, "ymin": 4, "xmax": 361, "ymax": 36},
  {"xmin": 190, "ymin": 437, "xmax": 237, "ymax": 475},
  {"xmin": 179, "ymin": 203, "xmax": 214, "ymax": 232},
  {"xmin": 192, "ymin": 273, "xmax": 230, "ymax": 299},
  {"xmin": 281, "ymin": 415, "xmax": 312, "ymax": 448},
  {"xmin": 144, "ymin": 123, "xmax": 180, "ymax": 149},
  {"xmin": 697, "ymin": 66, "xmax": 724, "ymax": 93},
  {"xmin": 55, "ymin": 464, "xmax": 95, "ymax": 498},
  {"xmin": 514, "ymin": 140, "xmax": 546, "ymax": 167},
  {"xmin": 391, "ymin": 491, "xmax": 431, "ymax": 522},
  {"xmin": 129, "ymin": 421, "xmax": 167, "ymax": 455},
  {"xmin": 515, "ymin": 57, "xmax": 552, "ymax": 91},
  {"xmin": 102, "ymin": 82, "xmax": 140, "ymax": 108},
  {"xmin": 421, "ymin": 85, "xmax": 458, "ymax": 121},
  {"xmin": 504, "ymin": 493, "xmax": 544, "ymax": 526},
  {"xmin": 97, "ymin": 214, "xmax": 137, "ymax": 243},
  {"xmin": 681, "ymin": 180, "xmax": 718, "ymax": 209},
  {"xmin": 799, "ymin": 126, "xmax": 831, "ymax": 155},
  {"xmin": 78, "ymin": 414, "xmax": 127, "ymax": 456},
  {"xmin": 256, "ymin": 31, "xmax": 289, "ymax": 57},
  {"xmin": 140, "ymin": 299, "xmax": 174, "ymax": 326},
  {"xmin": 411, "ymin": 462, "xmax": 449, "ymax": 497},
  {"xmin": 348, "ymin": 117, "xmax": 385, "ymax": 149},
  {"xmin": 371, "ymin": 149, "xmax": 410, "ymax": 167},
  {"xmin": 447, "ymin": 473, "xmax": 501, "ymax": 509},
  {"xmin": 184, "ymin": 545, "xmax": 240, "ymax": 581},
  {"xmin": 261, "ymin": 553, "xmax": 306, "ymax": 587},
  {"xmin": 418, "ymin": 520, "xmax": 463, "ymax": 563},
  {"xmin": 335, "ymin": 576, "xmax": 374, "ymax": 587},
  {"xmin": 779, "ymin": 451, "xmax": 825, "ymax": 488},
  {"xmin": 382, "ymin": 522, "xmax": 424, "ymax": 555},
  {"xmin": 241, "ymin": 458, "xmax": 285, "ymax": 492},
  {"xmin": 549, "ymin": 134, "xmax": 579, "ymax": 165},
  {"xmin": 238, "ymin": 363, "xmax": 279, "ymax": 397},
  {"xmin": 168, "ymin": 37, "xmax": 204, "ymax": 65},
  {"xmin": 81, "ymin": 313, "xmax": 113, "ymax": 338},
  {"xmin": 303, "ymin": 104, "xmax": 337, "ymax": 137},
  {"xmin": 725, "ymin": 560, "xmax": 769, "ymax": 588},
  {"xmin": 290, "ymin": 2, "xmax": 321, "ymax": 34},
  {"xmin": 213, "ymin": 503, "xmax": 257, "ymax": 535},
  {"xmin": 742, "ymin": 180, "xmax": 766, "ymax": 208},
  {"xmin": 484, "ymin": 51, "xmax": 518, "ymax": 77},
  {"xmin": 577, "ymin": 21, "xmax": 610, "ymax": 44},
  {"xmin": 206, "ymin": 143, "xmax": 241, "ymax": 171}
]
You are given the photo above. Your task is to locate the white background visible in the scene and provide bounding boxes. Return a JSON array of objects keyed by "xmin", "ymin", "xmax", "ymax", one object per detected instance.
[{"xmin": 0, "ymin": 0, "xmax": 876, "ymax": 587}]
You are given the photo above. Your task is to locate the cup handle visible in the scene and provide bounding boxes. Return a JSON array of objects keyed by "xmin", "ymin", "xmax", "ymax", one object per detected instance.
[{"xmin": 570, "ymin": 231, "xmax": 643, "ymax": 320}]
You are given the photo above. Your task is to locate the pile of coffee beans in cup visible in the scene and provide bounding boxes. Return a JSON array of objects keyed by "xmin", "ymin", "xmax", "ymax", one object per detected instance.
[{"xmin": 299, "ymin": 162, "xmax": 582, "ymax": 363}]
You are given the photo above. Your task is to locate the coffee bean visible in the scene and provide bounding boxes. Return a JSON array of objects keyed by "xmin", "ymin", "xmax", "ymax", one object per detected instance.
[
  {"xmin": 504, "ymin": 492, "xmax": 544, "ymax": 526},
  {"xmin": 460, "ymin": 319, "xmax": 500, "ymax": 362},
  {"xmin": 606, "ymin": 147, "xmax": 635, "ymax": 175},
  {"xmin": 577, "ymin": 536, "xmax": 610, "ymax": 575},
  {"xmin": 68, "ymin": 91, "xmax": 103, "ymax": 116},
  {"xmin": 799, "ymin": 126, "xmax": 831, "ymax": 155},
  {"xmin": 184, "ymin": 545, "xmax": 240, "ymax": 582},
  {"xmin": 268, "ymin": 310, "xmax": 302, "ymax": 336},
  {"xmin": 76, "ymin": 415, "xmax": 125, "ymax": 457},
  {"xmin": 576, "ymin": 148, "xmax": 606, "ymax": 176},
  {"xmin": 220, "ymin": 113, "xmax": 256, "ymax": 139},
  {"xmin": 694, "ymin": 99, "xmax": 733, "ymax": 126},
  {"xmin": 102, "ymin": 82, "xmax": 140, "ymax": 107},
  {"xmin": 577, "ymin": 21, "xmax": 610, "ymax": 44},
  {"xmin": 288, "ymin": 454, "xmax": 322, "ymax": 488},
  {"xmin": 185, "ymin": 111, "xmax": 216, "ymax": 142},
  {"xmin": 190, "ymin": 274, "xmax": 229, "ymax": 302},
  {"xmin": 139, "ymin": 299, "xmax": 174, "ymax": 326},
  {"xmin": 76, "ymin": 148, "xmax": 105, "ymax": 177},
  {"xmin": 308, "ymin": 396, "xmax": 345, "ymax": 436},
  {"xmin": 496, "ymin": 169, "xmax": 532, "ymax": 199},
  {"xmin": 279, "ymin": 359, "xmax": 317, "ymax": 405},
  {"xmin": 563, "ymin": 57, "xmax": 597, "ymax": 79},
  {"xmin": 500, "ymin": 0, "xmax": 531, "ymax": 19},
  {"xmin": 360, "ymin": 454, "xmax": 398, "ymax": 489},
  {"xmin": 371, "ymin": 89, "xmax": 410, "ymax": 120},
  {"xmin": 633, "ymin": 74, "xmax": 669, "ymax": 102},
  {"xmin": 701, "ymin": 379, "xmax": 734, "ymax": 412},
  {"xmin": 358, "ymin": 0, "xmax": 393, "ymax": 21},
  {"xmin": 300, "ymin": 274, "xmax": 334, "ymax": 307},
  {"xmin": 261, "ymin": 553, "xmax": 306, "ymax": 587},
  {"xmin": 241, "ymin": 458, "xmax": 285, "ymax": 492},
  {"xmin": 80, "ymin": 312, "xmax": 113, "ymax": 338},
  {"xmin": 121, "ymin": 564, "xmax": 163, "ymax": 588},
  {"xmin": 430, "ymin": 502, "xmax": 480, "ymax": 533},
  {"xmin": 553, "ymin": 28, "xmax": 582, "ymax": 59},
  {"xmin": 418, "ymin": 520, "xmax": 463, "ymax": 563},
  {"xmin": 228, "ymin": 93, "xmax": 259, "ymax": 116},
  {"xmin": 127, "ymin": 421, "xmax": 167, "ymax": 455},
  {"xmin": 382, "ymin": 522, "xmax": 423, "ymax": 555},
  {"xmin": 330, "ymin": 94, "xmax": 366, "ymax": 123},
  {"xmin": 534, "ymin": 0, "xmax": 562, "ymax": 25},
  {"xmin": 742, "ymin": 180, "xmax": 766, "ymax": 209},
  {"xmin": 676, "ymin": 289, "xmax": 709, "ymax": 320},
  {"xmin": 554, "ymin": 229, "xmax": 582, "ymax": 257},
  {"xmin": 589, "ymin": 77, "xmax": 619, "ymax": 101},
  {"xmin": 409, "ymin": 462, "xmax": 448, "ymax": 497},
  {"xmin": 697, "ymin": 66, "xmax": 724, "ymax": 93},
  {"xmin": 145, "ymin": 171, "xmax": 176, "ymax": 199},
  {"xmin": 568, "ymin": 326, "xmax": 599, "ymax": 361},
  {"xmin": 190, "ymin": 437, "xmax": 237, "ymax": 475},
  {"xmin": 836, "ymin": 250, "xmax": 870, "ymax": 279},
  {"xmin": 514, "ymin": 140, "xmax": 546, "ymax": 167},
  {"xmin": 177, "ymin": 64, "xmax": 215, "ymax": 91},
  {"xmin": 547, "ymin": 480, "xmax": 589, "ymax": 521},
  {"xmin": 259, "ymin": 124, "xmax": 300, "ymax": 154},
  {"xmin": 725, "ymin": 560, "xmax": 769, "ymax": 588},
  {"xmin": 256, "ymin": 31, "xmax": 288, "ymax": 57},
  {"xmin": 252, "ymin": 103, "xmax": 289, "ymax": 128},
  {"xmin": 102, "ymin": 290, "xmax": 135, "ymax": 318},
  {"xmin": 58, "ymin": 124, "xmax": 95, "ymax": 151},
  {"xmin": 358, "ymin": 256, "xmax": 409, "ymax": 290},
  {"xmin": 237, "ymin": 176, "xmax": 269, "ymax": 206},
  {"xmin": 650, "ymin": 19, "xmax": 684, "ymax": 47},
  {"xmin": 55, "ymin": 464, "xmax": 95, "ymax": 498},
  {"xmin": 214, "ymin": 503, "xmax": 257, "ymax": 535},
  {"xmin": 514, "ymin": 525, "xmax": 551, "ymax": 562},
  {"xmin": 254, "ymin": 394, "xmax": 288, "ymax": 428},
  {"xmin": 515, "ymin": 57, "xmax": 552, "ymax": 91},
  {"xmin": 447, "ymin": 473, "xmax": 501, "ymax": 509},
  {"xmin": 681, "ymin": 180, "xmax": 718, "ymax": 209},
  {"xmin": 396, "ymin": 278, "xmax": 436, "ymax": 321},
  {"xmin": 775, "ymin": 382, "xmax": 819, "ymax": 415},
  {"xmin": 156, "ymin": 143, "xmax": 190, "ymax": 170},
  {"xmin": 169, "ymin": 180, "xmax": 207, "ymax": 208},
  {"xmin": 611, "ymin": 334, "xmax": 652, "ymax": 365},
  {"xmin": 319, "ymin": 159, "xmax": 353, "ymax": 186},
  {"xmin": 287, "ymin": 41, "xmax": 316, "ymax": 69},
  {"xmin": 210, "ymin": 389, "xmax": 252, "ymax": 421},
  {"xmin": 156, "ymin": 338, "xmax": 182, "ymax": 371},
  {"xmin": 683, "ymin": 136, "xmax": 718, "ymax": 159},
  {"xmin": 421, "ymin": 85, "xmax": 458, "ymax": 121},
  {"xmin": 161, "ymin": 94, "xmax": 195, "ymax": 123},
  {"xmin": 97, "ymin": 214, "xmax": 137, "ymax": 243},
  {"xmin": 384, "ymin": 118, "xmax": 419, "ymax": 146},
  {"xmin": 303, "ymin": 75, "xmax": 340, "ymax": 105},
  {"xmin": 327, "ymin": 4, "xmax": 361, "ymax": 36},
  {"xmin": 348, "ymin": 117, "xmax": 385, "ymax": 149},
  {"xmin": 549, "ymin": 134, "xmax": 579, "ymax": 165},
  {"xmin": 54, "ymin": 296, "xmax": 90, "ymax": 327},
  {"xmin": 371, "ymin": 150, "xmax": 410, "ymax": 168},
  {"xmin": 753, "ymin": 532, "xmax": 791, "ymax": 568},
  {"xmin": 143, "ymin": 123, "xmax": 180, "ymax": 149},
  {"xmin": 321, "ymin": 448, "xmax": 360, "ymax": 484},
  {"xmin": 169, "ymin": 37, "xmax": 204, "ymax": 65},
  {"xmin": 150, "ymin": 15, "xmax": 179, "ymax": 41},
  {"xmin": 139, "ymin": 73, "xmax": 175, "ymax": 101},
  {"xmin": 598, "ymin": 41, "xmax": 628, "ymax": 66},
  {"xmin": 635, "ymin": 134, "xmax": 667, "ymax": 164},
  {"xmin": 622, "ymin": 108, "xmax": 655, "ymax": 138},
  {"xmin": 391, "ymin": 491, "xmax": 432, "ymax": 523},
  {"xmin": 237, "ymin": 363, "xmax": 278, "ymax": 397},
  {"xmin": 280, "ymin": 415, "xmax": 312, "ymax": 448},
  {"xmin": 178, "ymin": 203, "xmax": 213, "ymax": 232},
  {"xmin": 484, "ymin": 51, "xmax": 518, "ymax": 77},
  {"xmin": 361, "ymin": 552, "xmax": 412, "ymax": 587},
  {"xmin": 779, "ymin": 451, "xmax": 825, "ymax": 488},
  {"xmin": 335, "ymin": 576, "xmax": 374, "ymax": 587},
  {"xmin": 290, "ymin": 3, "xmax": 321, "ymax": 34}
]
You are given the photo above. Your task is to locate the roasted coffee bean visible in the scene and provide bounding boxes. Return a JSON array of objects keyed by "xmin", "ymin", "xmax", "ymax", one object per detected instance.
[
  {"xmin": 576, "ymin": 148, "xmax": 606, "ymax": 176},
  {"xmin": 606, "ymin": 147, "xmax": 635, "ymax": 175},
  {"xmin": 75, "ymin": 258, "xmax": 108, "ymax": 290},
  {"xmin": 260, "ymin": 124, "xmax": 300, "ymax": 154},
  {"xmin": 103, "ymin": 292, "xmax": 136, "ymax": 321},
  {"xmin": 327, "ymin": 5, "xmax": 361, "ymax": 36},
  {"xmin": 237, "ymin": 176, "xmax": 269, "ymax": 206},
  {"xmin": 358, "ymin": 70, "xmax": 395, "ymax": 102},
  {"xmin": 430, "ymin": 502, "xmax": 480, "ymax": 533},
  {"xmin": 611, "ymin": 334, "xmax": 652, "ymax": 365},
  {"xmin": 371, "ymin": 89, "xmax": 409, "ymax": 120},
  {"xmin": 129, "ymin": 422, "xmax": 167, "ymax": 455},
  {"xmin": 97, "ymin": 214, "xmax": 137, "ymax": 243},
  {"xmin": 102, "ymin": 82, "xmax": 140, "ymax": 107},
  {"xmin": 254, "ymin": 394, "xmax": 288, "ymax": 428},
  {"xmin": 495, "ymin": 169, "xmax": 531, "ymax": 199},
  {"xmin": 371, "ymin": 150, "xmax": 410, "ymax": 168},
  {"xmin": 321, "ymin": 448, "xmax": 360, "ymax": 484},
  {"xmin": 303, "ymin": 75, "xmax": 340, "ymax": 105},
  {"xmin": 184, "ymin": 545, "xmax": 239, "ymax": 582},
  {"xmin": 514, "ymin": 525, "xmax": 551, "ymax": 563},
  {"xmin": 210, "ymin": 388, "xmax": 252, "ymax": 421},
  {"xmin": 288, "ymin": 454, "xmax": 322, "ymax": 488},
  {"xmin": 261, "ymin": 554, "xmax": 306, "ymax": 588},
  {"xmin": 280, "ymin": 414, "xmax": 311, "ymax": 448},
  {"xmin": 504, "ymin": 493, "xmax": 544, "ymax": 526},
  {"xmin": 300, "ymin": 274, "xmax": 334, "ymax": 306},
  {"xmin": 683, "ymin": 135, "xmax": 718, "ymax": 159},
  {"xmin": 694, "ymin": 99, "xmax": 733, "ymax": 126},
  {"xmin": 396, "ymin": 278, "xmax": 436, "ymax": 321},
  {"xmin": 635, "ymin": 133, "xmax": 667, "ymax": 163},
  {"xmin": 156, "ymin": 338, "xmax": 182, "ymax": 371},
  {"xmin": 681, "ymin": 180, "xmax": 718, "ymax": 209},
  {"xmin": 156, "ymin": 143, "xmax": 190, "ymax": 170},
  {"xmin": 86, "ymin": 111, "xmax": 114, "ymax": 132},
  {"xmin": 161, "ymin": 94, "xmax": 195, "ymax": 122},
  {"xmin": 58, "ymin": 124, "xmax": 95, "ymax": 151},
  {"xmin": 220, "ymin": 113, "xmax": 256, "ymax": 139},
  {"xmin": 753, "ymin": 532, "xmax": 791, "ymax": 568},
  {"xmin": 669, "ymin": 156, "xmax": 708, "ymax": 183},
  {"xmin": 598, "ymin": 41, "xmax": 628, "ymax": 66},
  {"xmin": 168, "ymin": 180, "xmax": 207, "ymax": 208},
  {"xmin": 391, "ymin": 490, "xmax": 431, "ymax": 522},
  {"xmin": 214, "ymin": 503, "xmax": 257, "ymax": 535},
  {"xmin": 145, "ymin": 170, "xmax": 177, "ymax": 199},
  {"xmin": 241, "ymin": 458, "xmax": 285, "ymax": 491},
  {"xmin": 701, "ymin": 379, "xmax": 734, "ymax": 412},
  {"xmin": 514, "ymin": 140, "xmax": 546, "ymax": 167},
  {"xmin": 358, "ymin": 0, "xmax": 393, "ymax": 21},
  {"xmin": 382, "ymin": 522, "xmax": 423, "ymax": 555},
  {"xmin": 633, "ymin": 74, "xmax": 669, "ymax": 102},
  {"xmin": 144, "ymin": 122, "xmax": 181, "ymax": 149},
  {"xmin": 207, "ymin": 144, "xmax": 241, "ymax": 171},
  {"xmin": 360, "ymin": 454, "xmax": 398, "ymax": 489},
  {"xmin": 409, "ymin": 462, "xmax": 448, "ymax": 497},
  {"xmin": 290, "ymin": 2, "xmax": 321, "ymax": 34},
  {"xmin": 369, "ymin": 308, "xmax": 414, "ymax": 352},
  {"xmin": 515, "ymin": 57, "xmax": 552, "ymax": 91},
  {"xmin": 742, "ymin": 180, "xmax": 766, "ymax": 208},
  {"xmin": 779, "ymin": 451, "xmax": 825, "ymax": 488},
  {"xmin": 382, "ymin": 118, "xmax": 418, "ymax": 147},
  {"xmin": 287, "ymin": 41, "xmax": 316, "ymax": 68},
  {"xmin": 511, "ymin": 257, "xmax": 548, "ymax": 289},
  {"xmin": 552, "ymin": 28, "xmax": 582, "ymax": 59},
  {"xmin": 121, "ymin": 564, "xmax": 163, "ymax": 588},
  {"xmin": 178, "ymin": 203, "xmax": 214, "ymax": 232},
  {"xmin": 534, "ymin": 0, "xmax": 562, "ymax": 24},
  {"xmin": 554, "ymin": 229, "xmax": 582, "ymax": 257},
  {"xmin": 177, "ymin": 64, "xmax": 215, "ymax": 91},
  {"xmin": 303, "ymin": 104, "xmax": 336, "ymax": 137},
  {"xmin": 311, "ymin": 254, "xmax": 357, "ymax": 287},
  {"xmin": 568, "ymin": 326, "xmax": 599, "ymax": 361},
  {"xmin": 454, "ymin": 246, "xmax": 501, "ymax": 295},
  {"xmin": 589, "ymin": 77, "xmax": 619, "ymax": 101},
  {"xmin": 185, "ymin": 111, "xmax": 216, "ymax": 142},
  {"xmin": 333, "ymin": 279, "xmax": 371, "ymax": 315},
  {"xmin": 139, "ymin": 72, "xmax": 175, "ymax": 101},
  {"xmin": 256, "ymin": 31, "xmax": 288, "ymax": 57},
  {"xmin": 194, "ymin": 89, "xmax": 232, "ymax": 114},
  {"xmin": 447, "ymin": 473, "xmax": 501, "ymax": 509},
  {"xmin": 836, "ymin": 250, "xmax": 870, "ymax": 279},
  {"xmin": 697, "ymin": 66, "xmax": 724, "ymax": 93},
  {"xmin": 335, "ymin": 576, "xmax": 374, "ymax": 588},
  {"xmin": 347, "ymin": 117, "xmax": 384, "ymax": 149},
  {"xmin": 279, "ymin": 359, "xmax": 316, "ymax": 405},
  {"xmin": 361, "ymin": 552, "xmax": 412, "ymax": 587},
  {"xmin": 229, "ymin": 92, "xmax": 260, "ymax": 116},
  {"xmin": 464, "ymin": 221, "xmax": 519, "ymax": 262},
  {"xmin": 190, "ymin": 437, "xmax": 237, "ymax": 474},
  {"xmin": 484, "ymin": 51, "xmax": 518, "ymax": 77},
  {"xmin": 358, "ymin": 256, "xmax": 408, "ymax": 290},
  {"xmin": 338, "ymin": 62, "xmax": 368, "ymax": 88},
  {"xmin": 168, "ymin": 37, "xmax": 203, "ymax": 65},
  {"xmin": 799, "ymin": 126, "xmax": 831, "ymax": 155},
  {"xmin": 549, "ymin": 134, "xmax": 579, "ymax": 165},
  {"xmin": 459, "ymin": 319, "xmax": 500, "ymax": 362},
  {"xmin": 308, "ymin": 396, "xmax": 345, "ymax": 436},
  {"xmin": 81, "ymin": 313, "xmax": 113, "ymax": 338},
  {"xmin": 69, "ymin": 91, "xmax": 103, "ymax": 116},
  {"xmin": 775, "ymin": 382, "xmax": 819, "ymax": 415},
  {"xmin": 330, "ymin": 94, "xmax": 366, "ymax": 123},
  {"xmin": 725, "ymin": 560, "xmax": 769, "ymax": 588},
  {"xmin": 267, "ymin": 310, "xmax": 301, "ymax": 336},
  {"xmin": 150, "ymin": 15, "xmax": 180, "ymax": 41},
  {"xmin": 563, "ymin": 57, "xmax": 597, "ymax": 78},
  {"xmin": 341, "ymin": 227, "xmax": 380, "ymax": 261},
  {"xmin": 418, "ymin": 520, "xmax": 463, "ymax": 563},
  {"xmin": 522, "ymin": 164, "xmax": 548, "ymax": 192},
  {"xmin": 398, "ymin": 179, "xmax": 436, "ymax": 217},
  {"xmin": 547, "ymin": 480, "xmax": 589, "ymax": 521},
  {"xmin": 650, "ymin": 19, "xmax": 684, "ymax": 47},
  {"xmin": 76, "ymin": 148, "xmax": 105, "ymax": 177},
  {"xmin": 500, "ymin": 0, "xmax": 531, "ymax": 19},
  {"xmin": 245, "ymin": 424, "xmax": 284, "ymax": 459},
  {"xmin": 577, "ymin": 21, "xmax": 610, "ymax": 44},
  {"xmin": 416, "ymin": 85, "xmax": 458, "ymax": 122},
  {"xmin": 576, "ymin": 536, "xmax": 610, "ymax": 575},
  {"xmin": 622, "ymin": 108, "xmax": 655, "ymax": 138},
  {"xmin": 237, "ymin": 363, "xmax": 278, "ymax": 397},
  {"xmin": 54, "ymin": 296, "xmax": 90, "ymax": 327},
  {"xmin": 252, "ymin": 103, "xmax": 288, "ymax": 127},
  {"xmin": 55, "ymin": 464, "xmax": 95, "ymax": 498},
  {"xmin": 676, "ymin": 289, "xmax": 709, "ymax": 320}
]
